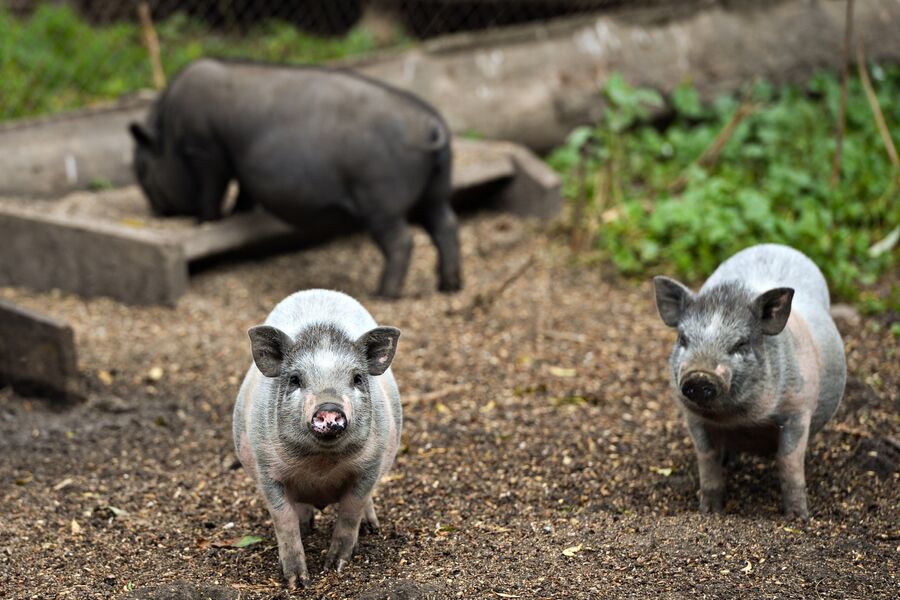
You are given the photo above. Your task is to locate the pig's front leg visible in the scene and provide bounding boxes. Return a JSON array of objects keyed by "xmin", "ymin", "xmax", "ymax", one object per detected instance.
[
  {"xmin": 686, "ymin": 417, "xmax": 726, "ymax": 514},
  {"xmin": 368, "ymin": 217, "xmax": 413, "ymax": 299},
  {"xmin": 184, "ymin": 146, "xmax": 227, "ymax": 223},
  {"xmin": 260, "ymin": 478, "xmax": 309, "ymax": 588},
  {"xmin": 323, "ymin": 491, "xmax": 371, "ymax": 572},
  {"xmin": 775, "ymin": 413, "xmax": 811, "ymax": 521}
]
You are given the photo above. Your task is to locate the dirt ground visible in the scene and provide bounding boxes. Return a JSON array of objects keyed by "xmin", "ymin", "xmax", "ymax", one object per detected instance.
[{"xmin": 0, "ymin": 212, "xmax": 897, "ymax": 599}]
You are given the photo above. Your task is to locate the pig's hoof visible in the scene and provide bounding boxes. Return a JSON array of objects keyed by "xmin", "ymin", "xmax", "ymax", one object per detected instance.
[
  {"xmin": 438, "ymin": 277, "xmax": 462, "ymax": 293},
  {"xmin": 375, "ymin": 287, "xmax": 403, "ymax": 300},
  {"xmin": 286, "ymin": 574, "xmax": 310, "ymax": 590},
  {"xmin": 323, "ymin": 555, "xmax": 349, "ymax": 573},
  {"xmin": 782, "ymin": 503, "xmax": 809, "ymax": 522},
  {"xmin": 699, "ymin": 489, "xmax": 725, "ymax": 514},
  {"xmin": 781, "ymin": 489, "xmax": 809, "ymax": 521},
  {"xmin": 360, "ymin": 520, "xmax": 380, "ymax": 535}
]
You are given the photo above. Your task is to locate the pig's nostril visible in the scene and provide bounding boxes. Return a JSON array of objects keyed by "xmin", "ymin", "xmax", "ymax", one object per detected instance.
[
  {"xmin": 682, "ymin": 378, "xmax": 718, "ymax": 403},
  {"xmin": 681, "ymin": 381, "xmax": 698, "ymax": 400}
]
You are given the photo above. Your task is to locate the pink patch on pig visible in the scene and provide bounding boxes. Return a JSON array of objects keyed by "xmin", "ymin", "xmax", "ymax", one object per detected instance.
[
  {"xmin": 238, "ymin": 433, "xmax": 257, "ymax": 479},
  {"xmin": 785, "ymin": 313, "xmax": 822, "ymax": 413},
  {"xmin": 303, "ymin": 393, "xmax": 317, "ymax": 421},
  {"xmin": 341, "ymin": 395, "xmax": 353, "ymax": 423},
  {"xmin": 377, "ymin": 376, "xmax": 399, "ymax": 478}
]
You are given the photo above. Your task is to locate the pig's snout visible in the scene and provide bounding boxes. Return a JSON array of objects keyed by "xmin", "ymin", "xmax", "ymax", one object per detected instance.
[
  {"xmin": 680, "ymin": 372, "xmax": 724, "ymax": 404},
  {"xmin": 311, "ymin": 403, "xmax": 347, "ymax": 439}
]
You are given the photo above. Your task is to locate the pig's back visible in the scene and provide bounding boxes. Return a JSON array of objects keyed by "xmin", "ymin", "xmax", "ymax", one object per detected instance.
[
  {"xmin": 264, "ymin": 289, "xmax": 378, "ymax": 340},
  {"xmin": 703, "ymin": 244, "xmax": 831, "ymax": 313}
]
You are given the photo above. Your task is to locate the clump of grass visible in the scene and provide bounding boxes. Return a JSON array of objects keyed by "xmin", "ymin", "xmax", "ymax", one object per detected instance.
[{"xmin": 0, "ymin": 4, "xmax": 410, "ymax": 121}]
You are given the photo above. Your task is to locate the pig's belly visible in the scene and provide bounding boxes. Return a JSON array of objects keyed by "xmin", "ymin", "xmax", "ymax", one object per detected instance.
[
  {"xmin": 283, "ymin": 460, "xmax": 358, "ymax": 509},
  {"xmin": 708, "ymin": 423, "xmax": 780, "ymax": 455},
  {"xmin": 287, "ymin": 482, "xmax": 349, "ymax": 510},
  {"xmin": 258, "ymin": 199, "xmax": 364, "ymax": 241}
]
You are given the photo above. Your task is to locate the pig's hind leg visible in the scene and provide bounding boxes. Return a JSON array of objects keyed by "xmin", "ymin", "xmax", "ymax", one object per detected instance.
[
  {"xmin": 360, "ymin": 496, "xmax": 380, "ymax": 534},
  {"xmin": 413, "ymin": 163, "xmax": 461, "ymax": 292},
  {"xmin": 293, "ymin": 502, "xmax": 316, "ymax": 536},
  {"xmin": 418, "ymin": 201, "xmax": 462, "ymax": 292},
  {"xmin": 323, "ymin": 492, "xmax": 371, "ymax": 572},
  {"xmin": 775, "ymin": 413, "xmax": 811, "ymax": 521}
]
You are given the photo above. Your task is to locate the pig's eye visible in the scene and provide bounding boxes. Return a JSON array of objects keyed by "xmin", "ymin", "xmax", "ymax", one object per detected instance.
[
  {"xmin": 352, "ymin": 374, "xmax": 365, "ymax": 388},
  {"xmin": 730, "ymin": 339, "xmax": 750, "ymax": 354},
  {"xmin": 288, "ymin": 374, "xmax": 304, "ymax": 388},
  {"xmin": 677, "ymin": 333, "xmax": 689, "ymax": 348}
]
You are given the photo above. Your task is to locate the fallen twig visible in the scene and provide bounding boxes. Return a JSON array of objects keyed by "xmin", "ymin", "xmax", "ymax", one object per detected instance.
[
  {"xmin": 138, "ymin": 2, "xmax": 166, "ymax": 90},
  {"xmin": 856, "ymin": 38, "xmax": 900, "ymax": 171},
  {"xmin": 831, "ymin": 0, "xmax": 855, "ymax": 186},
  {"xmin": 570, "ymin": 143, "xmax": 590, "ymax": 253},
  {"xmin": 449, "ymin": 254, "xmax": 535, "ymax": 317},
  {"xmin": 541, "ymin": 330, "xmax": 588, "ymax": 343},
  {"xmin": 405, "ymin": 383, "xmax": 469, "ymax": 405}
]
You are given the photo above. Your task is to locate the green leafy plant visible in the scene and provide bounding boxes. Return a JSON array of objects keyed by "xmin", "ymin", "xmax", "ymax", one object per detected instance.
[
  {"xmin": 548, "ymin": 70, "xmax": 900, "ymax": 300},
  {"xmin": 0, "ymin": 4, "xmax": 410, "ymax": 121}
]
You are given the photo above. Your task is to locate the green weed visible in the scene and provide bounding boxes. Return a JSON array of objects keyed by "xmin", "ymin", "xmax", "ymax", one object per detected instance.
[
  {"xmin": 549, "ymin": 70, "xmax": 900, "ymax": 300},
  {"xmin": 0, "ymin": 4, "xmax": 409, "ymax": 121}
]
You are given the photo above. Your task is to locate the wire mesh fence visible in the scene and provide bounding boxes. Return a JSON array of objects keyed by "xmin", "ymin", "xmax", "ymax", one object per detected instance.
[{"xmin": 0, "ymin": 0, "xmax": 636, "ymax": 122}]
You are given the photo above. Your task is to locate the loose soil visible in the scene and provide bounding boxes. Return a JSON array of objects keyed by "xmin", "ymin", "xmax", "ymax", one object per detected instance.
[{"xmin": 1, "ymin": 213, "xmax": 897, "ymax": 599}]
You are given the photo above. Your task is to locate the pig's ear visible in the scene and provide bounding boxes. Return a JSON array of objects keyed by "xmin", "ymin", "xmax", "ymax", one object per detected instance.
[
  {"xmin": 753, "ymin": 287, "xmax": 794, "ymax": 335},
  {"xmin": 653, "ymin": 276, "xmax": 694, "ymax": 327},
  {"xmin": 357, "ymin": 327, "xmax": 401, "ymax": 376},
  {"xmin": 129, "ymin": 122, "xmax": 158, "ymax": 152},
  {"xmin": 248, "ymin": 326, "xmax": 294, "ymax": 378}
]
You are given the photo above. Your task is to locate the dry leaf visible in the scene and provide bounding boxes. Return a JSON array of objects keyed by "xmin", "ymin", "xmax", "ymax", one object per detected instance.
[
  {"xmin": 549, "ymin": 366, "xmax": 577, "ymax": 378},
  {"xmin": 783, "ymin": 527, "xmax": 803, "ymax": 534},
  {"xmin": 601, "ymin": 208, "xmax": 620, "ymax": 223},
  {"xmin": 562, "ymin": 544, "xmax": 583, "ymax": 557},
  {"xmin": 97, "ymin": 370, "xmax": 114, "ymax": 385},
  {"xmin": 232, "ymin": 535, "xmax": 264, "ymax": 548},
  {"xmin": 70, "ymin": 519, "xmax": 82, "ymax": 535},
  {"xmin": 119, "ymin": 217, "xmax": 146, "ymax": 228}
]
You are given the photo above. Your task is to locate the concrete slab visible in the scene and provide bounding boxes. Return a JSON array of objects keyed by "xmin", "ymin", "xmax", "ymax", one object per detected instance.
[
  {"xmin": 0, "ymin": 203, "xmax": 188, "ymax": 306},
  {"xmin": 0, "ymin": 299, "xmax": 81, "ymax": 401},
  {"xmin": 0, "ymin": 137, "xmax": 559, "ymax": 305}
]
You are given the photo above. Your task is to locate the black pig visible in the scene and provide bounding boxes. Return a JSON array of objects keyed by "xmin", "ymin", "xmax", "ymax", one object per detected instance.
[{"xmin": 129, "ymin": 58, "xmax": 461, "ymax": 298}]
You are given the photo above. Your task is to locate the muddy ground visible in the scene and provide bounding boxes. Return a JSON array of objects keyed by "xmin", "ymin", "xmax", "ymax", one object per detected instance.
[{"xmin": 0, "ymin": 213, "xmax": 897, "ymax": 599}]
